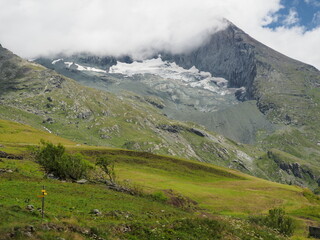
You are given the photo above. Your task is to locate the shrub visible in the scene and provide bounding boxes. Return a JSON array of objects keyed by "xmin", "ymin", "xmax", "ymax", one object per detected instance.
[
  {"xmin": 32, "ymin": 141, "xmax": 91, "ymax": 180},
  {"xmin": 95, "ymin": 156, "xmax": 116, "ymax": 183},
  {"xmin": 250, "ymin": 208, "xmax": 295, "ymax": 236},
  {"xmin": 265, "ymin": 208, "xmax": 295, "ymax": 236},
  {"xmin": 314, "ymin": 187, "xmax": 320, "ymax": 195}
]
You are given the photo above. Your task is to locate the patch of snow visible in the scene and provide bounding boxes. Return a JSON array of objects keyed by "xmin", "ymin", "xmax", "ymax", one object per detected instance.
[
  {"xmin": 75, "ymin": 63, "xmax": 86, "ymax": 71},
  {"xmin": 52, "ymin": 59, "xmax": 63, "ymax": 64},
  {"xmin": 43, "ymin": 127, "xmax": 52, "ymax": 133},
  {"xmin": 75, "ymin": 64, "xmax": 106, "ymax": 73},
  {"xmin": 109, "ymin": 56, "xmax": 204, "ymax": 82},
  {"xmin": 63, "ymin": 62, "xmax": 106, "ymax": 73},
  {"xmin": 109, "ymin": 56, "xmax": 230, "ymax": 95},
  {"xmin": 64, "ymin": 61, "xmax": 73, "ymax": 68}
]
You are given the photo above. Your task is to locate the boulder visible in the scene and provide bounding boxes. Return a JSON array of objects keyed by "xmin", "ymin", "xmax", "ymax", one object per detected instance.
[
  {"xmin": 90, "ymin": 209, "xmax": 102, "ymax": 215},
  {"xmin": 26, "ymin": 205, "xmax": 34, "ymax": 211},
  {"xmin": 76, "ymin": 179, "xmax": 88, "ymax": 184}
]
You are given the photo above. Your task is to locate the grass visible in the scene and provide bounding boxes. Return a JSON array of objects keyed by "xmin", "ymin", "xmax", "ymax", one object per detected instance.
[
  {"xmin": 0, "ymin": 119, "xmax": 74, "ymax": 146},
  {"xmin": 0, "ymin": 119, "xmax": 319, "ymax": 239}
]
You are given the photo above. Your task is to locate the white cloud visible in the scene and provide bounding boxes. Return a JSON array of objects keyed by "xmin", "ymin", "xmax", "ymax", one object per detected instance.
[
  {"xmin": 305, "ymin": 0, "xmax": 320, "ymax": 7},
  {"xmin": 283, "ymin": 8, "xmax": 299, "ymax": 26},
  {"xmin": 313, "ymin": 11, "xmax": 320, "ymax": 25},
  {"xmin": 253, "ymin": 26, "xmax": 320, "ymax": 70},
  {"xmin": 0, "ymin": 0, "xmax": 319, "ymax": 69}
]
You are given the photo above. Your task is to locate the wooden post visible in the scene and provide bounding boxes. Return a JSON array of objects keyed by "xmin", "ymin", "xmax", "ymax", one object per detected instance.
[
  {"xmin": 38, "ymin": 186, "xmax": 47, "ymax": 221},
  {"xmin": 41, "ymin": 185, "xmax": 45, "ymax": 220}
]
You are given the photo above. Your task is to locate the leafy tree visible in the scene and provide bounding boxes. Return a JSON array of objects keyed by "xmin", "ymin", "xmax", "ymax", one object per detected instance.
[
  {"xmin": 32, "ymin": 140, "xmax": 90, "ymax": 180},
  {"xmin": 95, "ymin": 156, "xmax": 116, "ymax": 183}
]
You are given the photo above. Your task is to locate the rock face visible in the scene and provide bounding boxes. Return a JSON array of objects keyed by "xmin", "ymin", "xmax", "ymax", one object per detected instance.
[
  {"xmin": 161, "ymin": 23, "xmax": 257, "ymax": 100},
  {"xmin": 0, "ymin": 151, "xmax": 23, "ymax": 160},
  {"xmin": 267, "ymin": 150, "xmax": 316, "ymax": 183},
  {"xmin": 161, "ymin": 22, "xmax": 320, "ymax": 125}
]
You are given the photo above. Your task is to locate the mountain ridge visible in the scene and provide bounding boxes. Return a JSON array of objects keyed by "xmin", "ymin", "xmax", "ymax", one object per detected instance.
[{"xmin": 2, "ymin": 20, "xmax": 320, "ymax": 189}]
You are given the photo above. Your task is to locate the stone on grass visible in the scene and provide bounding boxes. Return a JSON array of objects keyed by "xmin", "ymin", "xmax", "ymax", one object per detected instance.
[
  {"xmin": 91, "ymin": 209, "xmax": 102, "ymax": 215},
  {"xmin": 26, "ymin": 205, "xmax": 34, "ymax": 211},
  {"xmin": 76, "ymin": 179, "xmax": 88, "ymax": 184}
]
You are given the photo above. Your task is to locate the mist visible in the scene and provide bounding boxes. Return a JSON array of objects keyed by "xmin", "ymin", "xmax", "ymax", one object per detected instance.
[
  {"xmin": 0, "ymin": 0, "xmax": 319, "ymax": 69},
  {"xmin": 0, "ymin": 0, "xmax": 229, "ymax": 59}
]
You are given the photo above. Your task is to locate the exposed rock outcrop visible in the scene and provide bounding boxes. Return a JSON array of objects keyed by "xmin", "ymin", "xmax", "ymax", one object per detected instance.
[
  {"xmin": 161, "ymin": 22, "xmax": 257, "ymax": 100},
  {"xmin": 267, "ymin": 150, "xmax": 316, "ymax": 180},
  {"xmin": 0, "ymin": 151, "xmax": 23, "ymax": 160}
]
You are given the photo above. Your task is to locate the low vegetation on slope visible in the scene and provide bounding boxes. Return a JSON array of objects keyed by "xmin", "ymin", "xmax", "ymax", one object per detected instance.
[
  {"xmin": 0, "ymin": 119, "xmax": 320, "ymax": 239},
  {"xmin": 3, "ymin": 44, "xmax": 320, "ymax": 190}
]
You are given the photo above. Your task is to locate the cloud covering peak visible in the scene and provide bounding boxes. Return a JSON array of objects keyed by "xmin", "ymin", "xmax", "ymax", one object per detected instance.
[
  {"xmin": 0, "ymin": 0, "xmax": 228, "ymax": 59},
  {"xmin": 0, "ymin": 0, "xmax": 319, "ymax": 69}
]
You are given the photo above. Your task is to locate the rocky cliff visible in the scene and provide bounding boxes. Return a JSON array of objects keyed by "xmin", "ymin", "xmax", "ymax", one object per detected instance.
[{"xmin": 161, "ymin": 23, "xmax": 257, "ymax": 100}]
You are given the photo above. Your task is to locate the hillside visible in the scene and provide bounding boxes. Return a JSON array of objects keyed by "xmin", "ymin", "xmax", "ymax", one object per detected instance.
[
  {"xmin": 1, "ymin": 119, "xmax": 320, "ymax": 239},
  {"xmin": 0, "ymin": 44, "xmax": 271, "ymax": 178},
  {"xmin": 161, "ymin": 22, "xmax": 320, "ymax": 186},
  {"xmin": 32, "ymin": 21, "xmax": 320, "ymax": 190},
  {"xmin": 2, "ymin": 38, "xmax": 320, "ymax": 190}
]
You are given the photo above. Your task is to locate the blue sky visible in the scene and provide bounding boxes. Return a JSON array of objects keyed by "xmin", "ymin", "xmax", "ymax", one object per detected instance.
[{"xmin": 267, "ymin": 0, "xmax": 320, "ymax": 30}]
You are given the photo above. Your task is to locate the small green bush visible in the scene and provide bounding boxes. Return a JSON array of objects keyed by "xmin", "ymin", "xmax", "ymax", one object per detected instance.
[
  {"xmin": 96, "ymin": 156, "xmax": 116, "ymax": 183},
  {"xmin": 265, "ymin": 208, "xmax": 295, "ymax": 236},
  {"xmin": 250, "ymin": 208, "xmax": 295, "ymax": 236},
  {"xmin": 314, "ymin": 187, "xmax": 320, "ymax": 195},
  {"xmin": 32, "ymin": 141, "xmax": 91, "ymax": 180}
]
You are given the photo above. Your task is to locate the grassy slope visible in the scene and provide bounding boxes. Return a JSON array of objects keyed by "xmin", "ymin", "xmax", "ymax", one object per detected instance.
[
  {"xmin": 0, "ymin": 119, "xmax": 319, "ymax": 239},
  {"xmin": 0, "ymin": 44, "xmax": 282, "ymax": 186},
  {"xmin": 250, "ymin": 38, "xmax": 320, "ymax": 187}
]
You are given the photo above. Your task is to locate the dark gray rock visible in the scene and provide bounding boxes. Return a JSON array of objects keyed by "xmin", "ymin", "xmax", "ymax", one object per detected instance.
[
  {"xmin": 157, "ymin": 124, "xmax": 184, "ymax": 133},
  {"xmin": 188, "ymin": 128, "xmax": 206, "ymax": 137},
  {"xmin": 47, "ymin": 173, "xmax": 59, "ymax": 180},
  {"xmin": 268, "ymin": 151, "xmax": 316, "ymax": 180},
  {"xmin": 25, "ymin": 225, "xmax": 36, "ymax": 233},
  {"xmin": 0, "ymin": 151, "xmax": 23, "ymax": 159},
  {"xmin": 77, "ymin": 111, "xmax": 92, "ymax": 119},
  {"xmin": 161, "ymin": 22, "xmax": 257, "ymax": 100},
  {"xmin": 43, "ymin": 117, "xmax": 54, "ymax": 124},
  {"xmin": 309, "ymin": 226, "xmax": 320, "ymax": 239}
]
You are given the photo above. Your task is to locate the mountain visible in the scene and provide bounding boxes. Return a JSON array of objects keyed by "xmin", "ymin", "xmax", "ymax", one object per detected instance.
[
  {"xmin": 2, "ymin": 20, "xmax": 320, "ymax": 189},
  {"xmin": 160, "ymin": 22, "xmax": 320, "ymax": 188},
  {"xmin": 36, "ymin": 48, "xmax": 277, "ymax": 145},
  {"xmin": 35, "ymin": 22, "xmax": 320, "ymax": 146},
  {"xmin": 32, "ymin": 22, "xmax": 320, "ymax": 189},
  {"xmin": 0, "ymin": 43, "xmax": 265, "ymax": 178},
  {"xmin": 161, "ymin": 22, "xmax": 320, "ymax": 124}
]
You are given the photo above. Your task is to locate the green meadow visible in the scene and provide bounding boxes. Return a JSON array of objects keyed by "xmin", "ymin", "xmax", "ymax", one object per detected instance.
[{"xmin": 0, "ymin": 119, "xmax": 319, "ymax": 239}]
